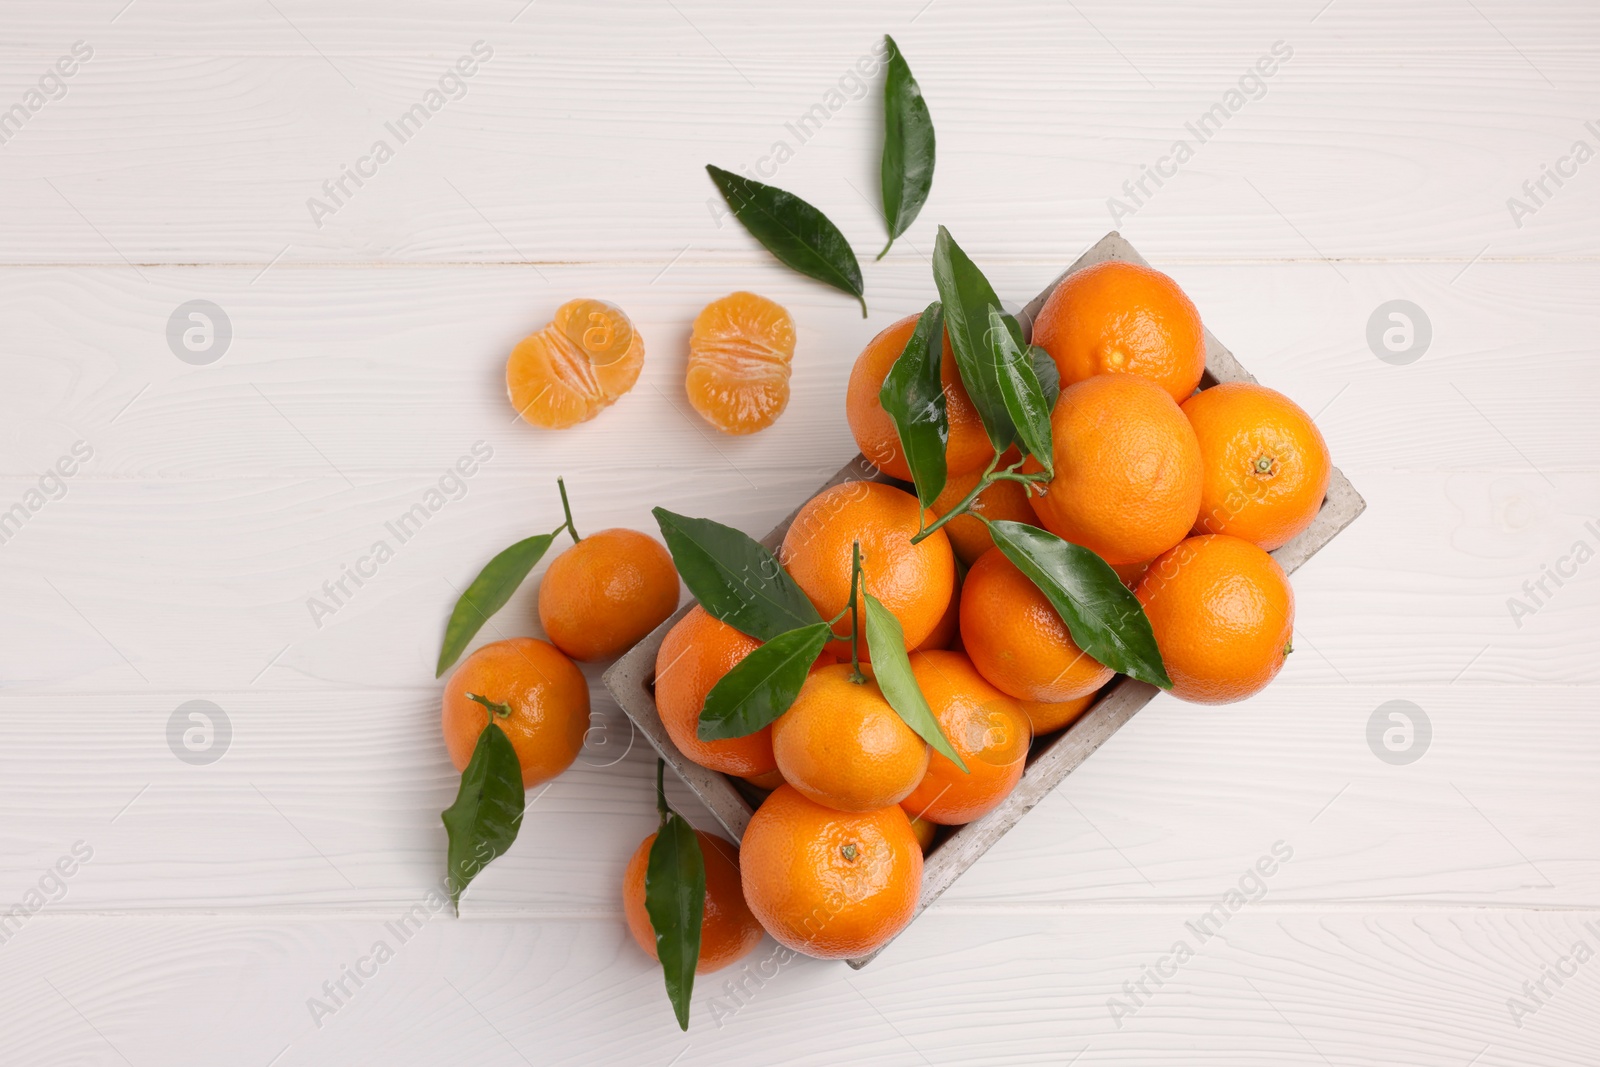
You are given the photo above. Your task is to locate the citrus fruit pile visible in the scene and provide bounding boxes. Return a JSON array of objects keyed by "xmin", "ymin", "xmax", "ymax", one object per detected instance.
[
  {"xmin": 430, "ymin": 33, "xmax": 1335, "ymax": 1034},
  {"xmin": 644, "ymin": 240, "xmax": 1332, "ymax": 974}
]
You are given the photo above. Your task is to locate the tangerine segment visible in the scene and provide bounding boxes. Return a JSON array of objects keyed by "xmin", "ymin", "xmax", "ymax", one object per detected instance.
[
  {"xmin": 739, "ymin": 785, "xmax": 922, "ymax": 960},
  {"xmin": 959, "ymin": 547, "xmax": 1114, "ymax": 703},
  {"xmin": 901, "ymin": 651, "xmax": 1030, "ymax": 826},
  {"xmin": 1031, "ymin": 259, "xmax": 1207, "ymax": 403},
  {"xmin": 779, "ymin": 480, "xmax": 955, "ymax": 657},
  {"xmin": 441, "ymin": 638, "xmax": 589, "ymax": 788},
  {"xmin": 1182, "ymin": 382, "xmax": 1332, "ymax": 551},
  {"xmin": 623, "ymin": 829, "xmax": 763, "ymax": 974},
  {"xmin": 1025, "ymin": 374, "xmax": 1203, "ymax": 566},
  {"xmin": 507, "ymin": 298, "xmax": 644, "ymax": 429},
  {"xmin": 654, "ymin": 606, "xmax": 777, "ymax": 776},
  {"xmin": 1134, "ymin": 534, "xmax": 1295, "ymax": 705},
  {"xmin": 772, "ymin": 664, "xmax": 929, "ymax": 813},
  {"xmin": 846, "ymin": 313, "xmax": 997, "ymax": 482},
  {"xmin": 687, "ymin": 292, "xmax": 796, "ymax": 435}
]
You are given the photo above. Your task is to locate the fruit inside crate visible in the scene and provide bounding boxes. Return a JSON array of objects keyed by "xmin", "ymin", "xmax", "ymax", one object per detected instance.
[{"xmin": 602, "ymin": 230, "xmax": 1366, "ymax": 968}]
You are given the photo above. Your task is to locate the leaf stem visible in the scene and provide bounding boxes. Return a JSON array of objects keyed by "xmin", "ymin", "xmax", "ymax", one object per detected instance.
[
  {"xmin": 857, "ymin": 294, "xmax": 869, "ymax": 319},
  {"xmin": 909, "ymin": 451, "xmax": 1004, "ymax": 545},
  {"xmin": 465, "ymin": 693, "xmax": 512, "ymax": 719},
  {"xmin": 989, "ymin": 470, "xmax": 1051, "ymax": 487},
  {"xmin": 557, "ymin": 476, "xmax": 580, "ymax": 542},
  {"xmin": 848, "ymin": 540, "xmax": 865, "ymax": 684},
  {"xmin": 876, "ymin": 237, "xmax": 893, "ymax": 261},
  {"xmin": 655, "ymin": 757, "xmax": 669, "ymax": 826}
]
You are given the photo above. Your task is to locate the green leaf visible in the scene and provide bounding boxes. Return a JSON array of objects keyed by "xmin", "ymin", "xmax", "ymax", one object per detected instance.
[
  {"xmin": 645, "ymin": 810, "xmax": 705, "ymax": 1031},
  {"xmin": 986, "ymin": 306, "xmax": 1054, "ymax": 473},
  {"xmin": 706, "ymin": 165, "xmax": 866, "ymax": 316},
  {"xmin": 987, "ymin": 520, "xmax": 1172, "ymax": 689},
  {"xmin": 878, "ymin": 301, "xmax": 948, "ymax": 507},
  {"xmin": 437, "ymin": 532, "xmax": 558, "ymax": 677},
  {"xmin": 1027, "ymin": 343, "xmax": 1061, "ymax": 411},
  {"xmin": 862, "ymin": 593, "xmax": 967, "ymax": 771},
  {"xmin": 652, "ymin": 508, "xmax": 822, "ymax": 641},
  {"xmin": 878, "ymin": 35, "xmax": 935, "ymax": 259},
  {"xmin": 932, "ymin": 226, "xmax": 1023, "ymax": 450},
  {"xmin": 441, "ymin": 722, "xmax": 526, "ymax": 914},
  {"xmin": 699, "ymin": 622, "xmax": 831, "ymax": 741}
]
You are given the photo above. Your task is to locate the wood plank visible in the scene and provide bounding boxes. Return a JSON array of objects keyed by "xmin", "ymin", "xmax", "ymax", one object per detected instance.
[
  {"xmin": 0, "ymin": 3, "xmax": 1593, "ymax": 261},
  {"xmin": 1, "ymin": 911, "xmax": 1595, "ymax": 1064},
  {"xmin": 0, "ymin": 684, "xmax": 1592, "ymax": 912}
]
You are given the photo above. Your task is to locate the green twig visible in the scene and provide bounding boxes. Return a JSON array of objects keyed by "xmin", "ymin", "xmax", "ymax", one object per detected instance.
[
  {"xmin": 465, "ymin": 693, "xmax": 512, "ymax": 719},
  {"xmin": 848, "ymin": 540, "xmax": 865, "ymax": 684},
  {"xmin": 557, "ymin": 476, "xmax": 580, "ymax": 542}
]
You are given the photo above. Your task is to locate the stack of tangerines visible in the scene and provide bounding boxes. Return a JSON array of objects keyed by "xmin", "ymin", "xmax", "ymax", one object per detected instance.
[
  {"xmin": 436, "ymin": 250, "xmax": 1333, "ymax": 1029},
  {"xmin": 641, "ymin": 256, "xmax": 1332, "ymax": 972}
]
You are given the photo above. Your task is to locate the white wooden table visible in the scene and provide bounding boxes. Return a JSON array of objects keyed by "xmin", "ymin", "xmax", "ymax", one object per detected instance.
[{"xmin": 2, "ymin": 2, "xmax": 1595, "ymax": 1063}]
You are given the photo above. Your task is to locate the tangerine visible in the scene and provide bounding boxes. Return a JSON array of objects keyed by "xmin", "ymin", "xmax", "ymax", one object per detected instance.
[
  {"xmin": 929, "ymin": 455, "xmax": 1038, "ymax": 566},
  {"xmin": 1183, "ymin": 382, "xmax": 1331, "ymax": 551},
  {"xmin": 900, "ymin": 651, "xmax": 1030, "ymax": 825},
  {"xmin": 771, "ymin": 664, "xmax": 929, "ymax": 812},
  {"xmin": 914, "ymin": 567, "xmax": 962, "ymax": 652},
  {"xmin": 538, "ymin": 528, "xmax": 679, "ymax": 661},
  {"xmin": 654, "ymin": 606, "xmax": 777, "ymax": 776},
  {"xmin": 507, "ymin": 299, "xmax": 644, "ymax": 428},
  {"xmin": 959, "ymin": 547, "xmax": 1114, "ymax": 703},
  {"xmin": 739, "ymin": 785, "xmax": 922, "ymax": 960},
  {"xmin": 623, "ymin": 829, "xmax": 763, "ymax": 973},
  {"xmin": 1031, "ymin": 260, "xmax": 1206, "ymax": 403},
  {"xmin": 441, "ymin": 638, "xmax": 589, "ymax": 788},
  {"xmin": 779, "ymin": 481, "xmax": 954, "ymax": 656},
  {"xmin": 1025, "ymin": 374, "xmax": 1203, "ymax": 565},
  {"xmin": 1135, "ymin": 534, "xmax": 1295, "ymax": 704},
  {"xmin": 686, "ymin": 291, "xmax": 796, "ymax": 435},
  {"xmin": 845, "ymin": 312, "xmax": 996, "ymax": 481},
  {"xmin": 908, "ymin": 815, "xmax": 938, "ymax": 853},
  {"xmin": 1016, "ymin": 692, "xmax": 1098, "ymax": 736}
]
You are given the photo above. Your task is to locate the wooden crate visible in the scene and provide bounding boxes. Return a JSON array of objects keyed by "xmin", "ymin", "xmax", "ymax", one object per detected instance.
[{"xmin": 601, "ymin": 231, "xmax": 1367, "ymax": 968}]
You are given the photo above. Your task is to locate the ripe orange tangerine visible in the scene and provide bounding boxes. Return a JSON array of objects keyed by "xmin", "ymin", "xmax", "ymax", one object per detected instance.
[
  {"xmin": 653, "ymin": 606, "xmax": 777, "ymax": 777},
  {"xmin": 1135, "ymin": 534, "xmax": 1295, "ymax": 705},
  {"xmin": 1016, "ymin": 692, "xmax": 1098, "ymax": 736},
  {"xmin": 740, "ymin": 785, "xmax": 922, "ymax": 960},
  {"xmin": 537, "ymin": 528, "xmax": 679, "ymax": 662},
  {"xmin": 687, "ymin": 292, "xmax": 796, "ymax": 435},
  {"xmin": 779, "ymin": 481, "xmax": 955, "ymax": 657},
  {"xmin": 623, "ymin": 829, "xmax": 763, "ymax": 974},
  {"xmin": 959, "ymin": 548, "xmax": 1114, "ymax": 704},
  {"xmin": 1031, "ymin": 259, "xmax": 1207, "ymax": 403},
  {"xmin": 1025, "ymin": 374, "xmax": 1203, "ymax": 566},
  {"xmin": 1183, "ymin": 382, "xmax": 1331, "ymax": 551},
  {"xmin": 901, "ymin": 651, "xmax": 1030, "ymax": 826},
  {"xmin": 771, "ymin": 664, "xmax": 929, "ymax": 812},
  {"xmin": 507, "ymin": 298, "xmax": 644, "ymax": 429},
  {"xmin": 441, "ymin": 638, "xmax": 589, "ymax": 788},
  {"xmin": 846, "ymin": 313, "xmax": 996, "ymax": 482},
  {"xmin": 929, "ymin": 454, "xmax": 1038, "ymax": 566}
]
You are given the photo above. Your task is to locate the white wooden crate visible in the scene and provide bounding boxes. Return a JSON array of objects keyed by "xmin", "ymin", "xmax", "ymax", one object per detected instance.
[{"xmin": 604, "ymin": 231, "xmax": 1366, "ymax": 967}]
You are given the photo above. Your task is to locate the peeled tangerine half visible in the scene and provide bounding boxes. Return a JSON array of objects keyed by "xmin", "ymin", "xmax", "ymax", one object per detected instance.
[
  {"xmin": 507, "ymin": 299, "xmax": 644, "ymax": 429},
  {"xmin": 686, "ymin": 292, "xmax": 796, "ymax": 435}
]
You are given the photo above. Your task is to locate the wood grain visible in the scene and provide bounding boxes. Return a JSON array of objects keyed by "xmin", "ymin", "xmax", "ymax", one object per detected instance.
[{"xmin": 2, "ymin": 0, "xmax": 1596, "ymax": 1061}]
